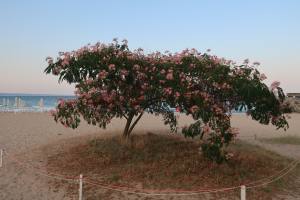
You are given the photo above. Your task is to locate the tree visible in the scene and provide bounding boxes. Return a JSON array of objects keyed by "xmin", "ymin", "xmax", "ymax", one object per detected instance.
[{"xmin": 45, "ymin": 39, "xmax": 290, "ymax": 163}]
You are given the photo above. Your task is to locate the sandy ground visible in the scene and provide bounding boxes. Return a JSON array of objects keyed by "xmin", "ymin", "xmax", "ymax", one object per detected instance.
[{"xmin": 0, "ymin": 112, "xmax": 299, "ymax": 199}]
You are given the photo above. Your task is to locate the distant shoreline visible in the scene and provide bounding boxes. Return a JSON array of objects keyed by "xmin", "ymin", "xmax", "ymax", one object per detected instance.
[
  {"xmin": 0, "ymin": 93, "xmax": 75, "ymax": 96},
  {"xmin": 0, "ymin": 95, "xmax": 75, "ymax": 112}
]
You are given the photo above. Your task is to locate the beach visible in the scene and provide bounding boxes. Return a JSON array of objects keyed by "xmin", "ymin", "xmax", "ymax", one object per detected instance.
[{"xmin": 0, "ymin": 112, "xmax": 299, "ymax": 199}]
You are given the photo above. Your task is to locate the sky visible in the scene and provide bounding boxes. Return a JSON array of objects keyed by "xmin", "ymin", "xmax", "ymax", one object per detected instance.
[{"xmin": 0, "ymin": 0, "xmax": 299, "ymax": 95}]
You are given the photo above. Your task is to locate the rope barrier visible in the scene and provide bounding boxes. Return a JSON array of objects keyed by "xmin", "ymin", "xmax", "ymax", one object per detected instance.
[
  {"xmin": 81, "ymin": 159, "xmax": 296, "ymax": 194},
  {"xmin": 242, "ymin": 160, "xmax": 299, "ymax": 187},
  {"xmin": 83, "ymin": 179, "xmax": 240, "ymax": 196},
  {"xmin": 82, "ymin": 160, "xmax": 300, "ymax": 196},
  {"xmin": 1, "ymin": 148, "xmax": 299, "ymax": 196},
  {"xmin": 247, "ymin": 160, "xmax": 300, "ymax": 189}
]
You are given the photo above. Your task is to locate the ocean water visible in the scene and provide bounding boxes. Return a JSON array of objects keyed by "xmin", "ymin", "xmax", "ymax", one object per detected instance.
[
  {"xmin": 0, "ymin": 93, "xmax": 246, "ymax": 113},
  {"xmin": 0, "ymin": 93, "xmax": 75, "ymax": 112}
]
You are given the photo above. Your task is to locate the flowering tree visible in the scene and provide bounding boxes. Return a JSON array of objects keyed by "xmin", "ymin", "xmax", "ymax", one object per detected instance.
[{"xmin": 45, "ymin": 39, "xmax": 289, "ymax": 163}]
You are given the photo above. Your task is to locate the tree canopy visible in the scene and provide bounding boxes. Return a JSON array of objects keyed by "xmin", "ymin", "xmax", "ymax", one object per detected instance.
[{"xmin": 45, "ymin": 39, "xmax": 289, "ymax": 163}]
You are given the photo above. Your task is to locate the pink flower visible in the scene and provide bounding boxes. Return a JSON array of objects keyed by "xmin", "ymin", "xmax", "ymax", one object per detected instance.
[
  {"xmin": 160, "ymin": 69, "xmax": 166, "ymax": 75},
  {"xmin": 108, "ymin": 64, "xmax": 116, "ymax": 71},
  {"xmin": 189, "ymin": 63, "xmax": 195, "ymax": 69},
  {"xmin": 200, "ymin": 92, "xmax": 209, "ymax": 101},
  {"xmin": 58, "ymin": 99, "xmax": 65, "ymax": 107},
  {"xmin": 259, "ymin": 73, "xmax": 267, "ymax": 81},
  {"xmin": 271, "ymin": 81, "xmax": 280, "ymax": 90},
  {"xmin": 175, "ymin": 92, "xmax": 181, "ymax": 97},
  {"xmin": 166, "ymin": 72, "xmax": 174, "ymax": 80},
  {"xmin": 120, "ymin": 69, "xmax": 129, "ymax": 76},
  {"xmin": 163, "ymin": 87, "xmax": 173, "ymax": 95},
  {"xmin": 271, "ymin": 115, "xmax": 279, "ymax": 122},
  {"xmin": 100, "ymin": 89, "xmax": 107, "ymax": 96},
  {"xmin": 98, "ymin": 70, "xmax": 108, "ymax": 80},
  {"xmin": 61, "ymin": 59, "xmax": 69, "ymax": 67}
]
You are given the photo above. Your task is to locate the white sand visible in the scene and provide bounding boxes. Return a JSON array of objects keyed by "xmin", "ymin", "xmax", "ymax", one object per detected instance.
[{"xmin": 0, "ymin": 112, "xmax": 299, "ymax": 199}]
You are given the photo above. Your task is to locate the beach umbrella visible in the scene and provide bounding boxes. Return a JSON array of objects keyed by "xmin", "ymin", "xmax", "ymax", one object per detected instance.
[
  {"xmin": 14, "ymin": 97, "xmax": 18, "ymax": 107},
  {"xmin": 19, "ymin": 98, "xmax": 25, "ymax": 108},
  {"xmin": 38, "ymin": 98, "xmax": 44, "ymax": 109}
]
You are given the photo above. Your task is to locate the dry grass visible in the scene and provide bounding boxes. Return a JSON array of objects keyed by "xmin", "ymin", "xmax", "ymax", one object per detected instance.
[{"xmin": 45, "ymin": 133, "xmax": 299, "ymax": 200}]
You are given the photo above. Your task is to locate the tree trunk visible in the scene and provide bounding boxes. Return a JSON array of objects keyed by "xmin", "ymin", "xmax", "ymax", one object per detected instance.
[
  {"xmin": 127, "ymin": 112, "xmax": 144, "ymax": 136},
  {"xmin": 122, "ymin": 112, "xmax": 144, "ymax": 139},
  {"xmin": 123, "ymin": 113, "xmax": 134, "ymax": 139}
]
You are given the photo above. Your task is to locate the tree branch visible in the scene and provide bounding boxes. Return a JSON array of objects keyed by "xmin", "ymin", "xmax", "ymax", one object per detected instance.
[
  {"xmin": 127, "ymin": 112, "xmax": 144, "ymax": 135},
  {"xmin": 122, "ymin": 113, "xmax": 128, "ymax": 120}
]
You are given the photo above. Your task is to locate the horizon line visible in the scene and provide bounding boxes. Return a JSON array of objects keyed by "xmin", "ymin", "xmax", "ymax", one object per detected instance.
[{"xmin": 0, "ymin": 92, "xmax": 75, "ymax": 96}]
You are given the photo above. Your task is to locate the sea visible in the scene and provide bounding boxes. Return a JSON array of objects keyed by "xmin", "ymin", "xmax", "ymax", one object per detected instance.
[
  {"xmin": 0, "ymin": 93, "xmax": 75, "ymax": 112},
  {"xmin": 0, "ymin": 93, "xmax": 246, "ymax": 113}
]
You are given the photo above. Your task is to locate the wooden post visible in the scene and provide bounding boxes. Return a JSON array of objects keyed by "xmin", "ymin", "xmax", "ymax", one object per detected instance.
[
  {"xmin": 0, "ymin": 149, "xmax": 3, "ymax": 168},
  {"xmin": 241, "ymin": 185, "xmax": 246, "ymax": 200},
  {"xmin": 79, "ymin": 174, "xmax": 83, "ymax": 200}
]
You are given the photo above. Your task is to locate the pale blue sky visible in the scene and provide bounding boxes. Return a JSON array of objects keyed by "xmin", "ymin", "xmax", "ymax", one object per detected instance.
[{"xmin": 0, "ymin": 0, "xmax": 299, "ymax": 95}]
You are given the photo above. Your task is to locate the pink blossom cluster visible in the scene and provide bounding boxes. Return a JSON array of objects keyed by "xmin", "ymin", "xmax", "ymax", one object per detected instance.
[{"xmin": 271, "ymin": 81, "xmax": 280, "ymax": 90}]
